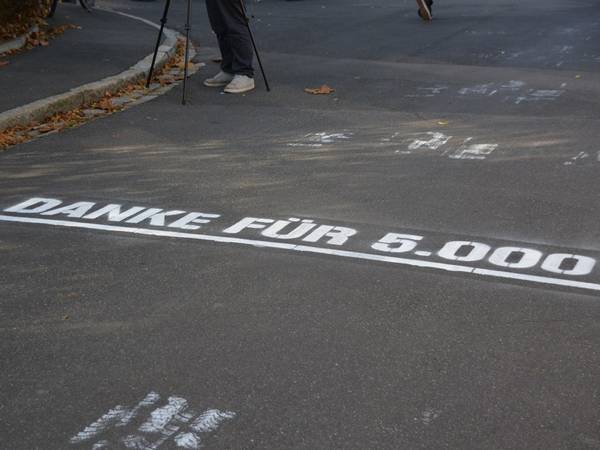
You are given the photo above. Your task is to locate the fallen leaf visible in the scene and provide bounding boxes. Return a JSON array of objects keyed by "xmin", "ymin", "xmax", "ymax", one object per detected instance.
[
  {"xmin": 36, "ymin": 124, "xmax": 56, "ymax": 133},
  {"xmin": 177, "ymin": 61, "xmax": 194, "ymax": 70},
  {"xmin": 96, "ymin": 98, "xmax": 115, "ymax": 111},
  {"xmin": 304, "ymin": 85, "xmax": 335, "ymax": 95},
  {"xmin": 0, "ymin": 61, "xmax": 8, "ymax": 68}
]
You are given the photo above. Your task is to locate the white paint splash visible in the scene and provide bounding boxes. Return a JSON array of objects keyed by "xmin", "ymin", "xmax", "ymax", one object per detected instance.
[
  {"xmin": 506, "ymin": 51, "xmax": 525, "ymax": 60},
  {"xmin": 118, "ymin": 391, "xmax": 161, "ymax": 427},
  {"xmin": 449, "ymin": 138, "xmax": 498, "ymax": 160},
  {"xmin": 564, "ymin": 151, "xmax": 590, "ymax": 166},
  {"xmin": 420, "ymin": 408, "xmax": 442, "ymax": 426},
  {"xmin": 147, "ymin": 409, "xmax": 197, "ymax": 450},
  {"xmin": 410, "ymin": 80, "xmax": 565, "ymax": 106},
  {"xmin": 556, "ymin": 45, "xmax": 574, "ymax": 54},
  {"xmin": 458, "ymin": 83, "xmax": 494, "ymax": 95},
  {"xmin": 70, "ymin": 393, "xmax": 236, "ymax": 450},
  {"xmin": 288, "ymin": 132, "xmax": 353, "ymax": 147},
  {"xmin": 70, "ymin": 405, "xmax": 129, "ymax": 443},
  {"xmin": 189, "ymin": 409, "xmax": 237, "ymax": 433},
  {"xmin": 515, "ymin": 89, "xmax": 564, "ymax": 104},
  {"xmin": 139, "ymin": 397, "xmax": 188, "ymax": 433},
  {"xmin": 529, "ymin": 89, "xmax": 564, "ymax": 99},
  {"xmin": 500, "ymin": 80, "xmax": 526, "ymax": 91},
  {"xmin": 174, "ymin": 432, "xmax": 201, "ymax": 449},
  {"xmin": 170, "ymin": 409, "xmax": 237, "ymax": 449},
  {"xmin": 416, "ymin": 85, "xmax": 448, "ymax": 96},
  {"xmin": 122, "ymin": 434, "xmax": 151, "ymax": 449},
  {"xmin": 401, "ymin": 132, "xmax": 498, "ymax": 161},
  {"xmin": 408, "ymin": 132, "xmax": 452, "ymax": 151}
]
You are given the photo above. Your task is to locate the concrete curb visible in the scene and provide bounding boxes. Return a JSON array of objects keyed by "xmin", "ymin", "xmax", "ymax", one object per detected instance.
[
  {"xmin": 0, "ymin": 25, "xmax": 39, "ymax": 55},
  {"xmin": 0, "ymin": 9, "xmax": 180, "ymax": 133}
]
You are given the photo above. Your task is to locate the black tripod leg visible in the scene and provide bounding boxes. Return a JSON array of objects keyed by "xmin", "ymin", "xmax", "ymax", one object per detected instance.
[
  {"xmin": 240, "ymin": 0, "xmax": 271, "ymax": 92},
  {"xmin": 79, "ymin": 0, "xmax": 92, "ymax": 13},
  {"xmin": 48, "ymin": 0, "xmax": 59, "ymax": 18},
  {"xmin": 147, "ymin": 0, "xmax": 172, "ymax": 88},
  {"xmin": 182, "ymin": 0, "xmax": 192, "ymax": 105}
]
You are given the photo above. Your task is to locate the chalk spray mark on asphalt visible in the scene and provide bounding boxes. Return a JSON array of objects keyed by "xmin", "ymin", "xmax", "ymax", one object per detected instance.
[
  {"xmin": 403, "ymin": 132, "xmax": 498, "ymax": 160},
  {"xmin": 409, "ymin": 80, "xmax": 565, "ymax": 105},
  {"xmin": 118, "ymin": 391, "xmax": 161, "ymax": 427},
  {"xmin": 459, "ymin": 83, "xmax": 496, "ymax": 96},
  {"xmin": 564, "ymin": 151, "xmax": 590, "ymax": 166},
  {"xmin": 420, "ymin": 408, "xmax": 442, "ymax": 426},
  {"xmin": 287, "ymin": 131, "xmax": 353, "ymax": 147},
  {"xmin": 189, "ymin": 409, "xmax": 237, "ymax": 433},
  {"xmin": 449, "ymin": 139, "xmax": 498, "ymax": 160},
  {"xmin": 289, "ymin": 130, "xmax": 500, "ymax": 161},
  {"xmin": 69, "ymin": 392, "xmax": 236, "ymax": 449},
  {"xmin": 70, "ymin": 406, "xmax": 130, "ymax": 444},
  {"xmin": 515, "ymin": 89, "xmax": 564, "ymax": 104},
  {"xmin": 405, "ymin": 85, "xmax": 448, "ymax": 97},
  {"xmin": 407, "ymin": 132, "xmax": 452, "ymax": 151}
]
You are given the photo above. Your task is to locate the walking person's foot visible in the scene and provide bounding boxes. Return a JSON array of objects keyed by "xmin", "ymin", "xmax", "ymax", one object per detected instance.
[
  {"xmin": 203, "ymin": 71, "xmax": 234, "ymax": 87},
  {"xmin": 223, "ymin": 75, "xmax": 255, "ymax": 94},
  {"xmin": 416, "ymin": 0, "xmax": 433, "ymax": 20}
]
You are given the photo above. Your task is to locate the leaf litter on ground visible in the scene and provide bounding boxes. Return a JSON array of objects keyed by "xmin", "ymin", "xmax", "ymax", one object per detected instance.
[
  {"xmin": 304, "ymin": 85, "xmax": 335, "ymax": 95},
  {"xmin": 0, "ymin": 39, "xmax": 192, "ymax": 151}
]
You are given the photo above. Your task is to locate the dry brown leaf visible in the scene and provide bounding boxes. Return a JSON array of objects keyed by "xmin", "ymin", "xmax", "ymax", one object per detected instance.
[
  {"xmin": 36, "ymin": 124, "xmax": 56, "ymax": 133},
  {"xmin": 304, "ymin": 85, "xmax": 335, "ymax": 95},
  {"xmin": 0, "ymin": 61, "xmax": 9, "ymax": 68},
  {"xmin": 177, "ymin": 61, "xmax": 194, "ymax": 70},
  {"xmin": 96, "ymin": 98, "xmax": 115, "ymax": 111}
]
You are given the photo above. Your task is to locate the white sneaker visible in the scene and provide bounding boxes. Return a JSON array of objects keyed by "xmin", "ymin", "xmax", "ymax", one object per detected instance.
[
  {"xmin": 203, "ymin": 71, "xmax": 234, "ymax": 87},
  {"xmin": 224, "ymin": 75, "xmax": 255, "ymax": 94}
]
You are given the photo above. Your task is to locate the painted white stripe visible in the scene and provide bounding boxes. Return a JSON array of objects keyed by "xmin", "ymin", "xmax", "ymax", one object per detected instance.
[{"xmin": 1, "ymin": 215, "xmax": 599, "ymax": 292}]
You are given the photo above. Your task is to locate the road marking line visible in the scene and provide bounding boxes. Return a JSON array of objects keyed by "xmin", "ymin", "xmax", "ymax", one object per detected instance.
[{"xmin": 1, "ymin": 215, "xmax": 599, "ymax": 292}]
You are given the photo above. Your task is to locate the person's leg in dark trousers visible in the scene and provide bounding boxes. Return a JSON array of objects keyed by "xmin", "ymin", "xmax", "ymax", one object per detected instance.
[{"xmin": 205, "ymin": 0, "xmax": 254, "ymax": 77}]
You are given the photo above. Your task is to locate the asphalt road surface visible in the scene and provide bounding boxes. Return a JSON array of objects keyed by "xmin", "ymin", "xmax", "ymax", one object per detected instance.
[{"xmin": 2, "ymin": 0, "xmax": 600, "ymax": 449}]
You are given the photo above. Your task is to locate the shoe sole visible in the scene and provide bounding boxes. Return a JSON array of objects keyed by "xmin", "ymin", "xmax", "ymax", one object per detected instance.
[
  {"xmin": 416, "ymin": 0, "xmax": 432, "ymax": 20},
  {"xmin": 203, "ymin": 80, "xmax": 231, "ymax": 87},
  {"xmin": 223, "ymin": 87, "xmax": 254, "ymax": 94},
  {"xmin": 223, "ymin": 85, "xmax": 255, "ymax": 94}
]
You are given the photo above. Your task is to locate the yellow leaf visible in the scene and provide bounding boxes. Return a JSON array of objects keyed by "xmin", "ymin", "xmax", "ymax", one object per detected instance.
[{"xmin": 304, "ymin": 84, "xmax": 335, "ymax": 95}]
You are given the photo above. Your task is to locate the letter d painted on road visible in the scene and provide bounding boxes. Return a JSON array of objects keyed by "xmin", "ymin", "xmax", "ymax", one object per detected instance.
[{"xmin": 4, "ymin": 197, "xmax": 62, "ymax": 214}]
